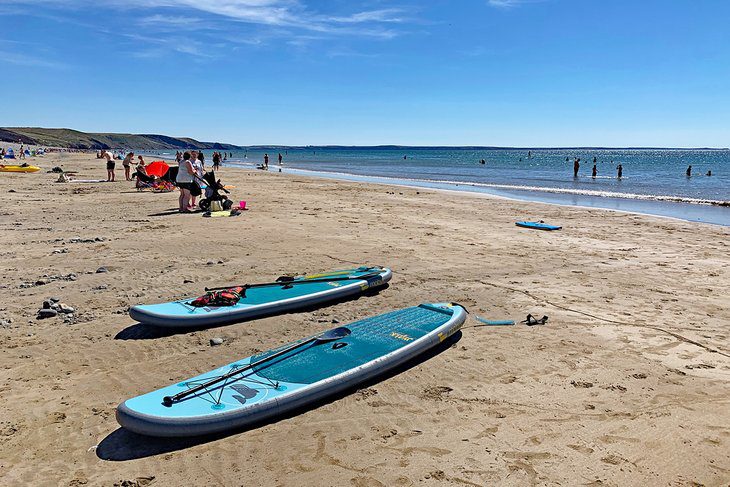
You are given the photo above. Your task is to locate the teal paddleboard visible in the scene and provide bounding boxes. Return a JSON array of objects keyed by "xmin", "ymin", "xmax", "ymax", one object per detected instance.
[
  {"xmin": 129, "ymin": 266, "xmax": 391, "ymax": 328},
  {"xmin": 516, "ymin": 221, "xmax": 562, "ymax": 231},
  {"xmin": 116, "ymin": 303, "xmax": 466, "ymax": 437}
]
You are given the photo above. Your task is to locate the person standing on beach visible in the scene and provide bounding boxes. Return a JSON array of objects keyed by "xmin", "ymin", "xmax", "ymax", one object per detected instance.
[
  {"xmin": 686, "ymin": 165, "xmax": 692, "ymax": 177},
  {"xmin": 264, "ymin": 153, "xmax": 269, "ymax": 170},
  {"xmin": 573, "ymin": 158, "xmax": 580, "ymax": 177},
  {"xmin": 592, "ymin": 164, "xmax": 597, "ymax": 178},
  {"xmin": 103, "ymin": 150, "xmax": 115, "ymax": 182},
  {"xmin": 176, "ymin": 152, "xmax": 195, "ymax": 212},
  {"xmin": 122, "ymin": 152, "xmax": 134, "ymax": 181},
  {"xmin": 617, "ymin": 164, "xmax": 623, "ymax": 179},
  {"xmin": 212, "ymin": 151, "xmax": 220, "ymax": 170}
]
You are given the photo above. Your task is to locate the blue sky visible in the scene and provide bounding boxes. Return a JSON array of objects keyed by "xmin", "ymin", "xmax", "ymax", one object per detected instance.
[{"xmin": 1, "ymin": 0, "xmax": 729, "ymax": 146}]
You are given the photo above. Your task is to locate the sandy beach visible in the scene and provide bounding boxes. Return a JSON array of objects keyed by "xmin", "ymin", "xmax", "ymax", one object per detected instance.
[{"xmin": 1, "ymin": 152, "xmax": 728, "ymax": 486}]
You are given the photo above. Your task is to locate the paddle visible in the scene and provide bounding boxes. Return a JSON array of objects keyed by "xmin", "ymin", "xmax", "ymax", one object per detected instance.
[
  {"xmin": 204, "ymin": 271, "xmax": 382, "ymax": 292},
  {"xmin": 162, "ymin": 326, "xmax": 352, "ymax": 407}
]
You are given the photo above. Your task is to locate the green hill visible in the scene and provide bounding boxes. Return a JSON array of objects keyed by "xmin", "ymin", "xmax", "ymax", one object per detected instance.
[{"xmin": 0, "ymin": 127, "xmax": 244, "ymax": 150}]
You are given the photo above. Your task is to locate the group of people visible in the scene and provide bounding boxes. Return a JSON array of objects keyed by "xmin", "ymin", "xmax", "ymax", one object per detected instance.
[
  {"xmin": 258, "ymin": 152, "xmax": 284, "ymax": 171},
  {"xmin": 571, "ymin": 157, "xmax": 623, "ymax": 179}
]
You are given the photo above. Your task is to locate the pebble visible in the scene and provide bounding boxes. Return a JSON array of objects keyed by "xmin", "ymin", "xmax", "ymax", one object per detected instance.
[
  {"xmin": 331, "ymin": 318, "xmax": 340, "ymax": 324},
  {"xmin": 35, "ymin": 278, "xmax": 50, "ymax": 286},
  {"xmin": 93, "ymin": 284, "xmax": 108, "ymax": 290},
  {"xmin": 49, "ymin": 297, "xmax": 61, "ymax": 303},
  {"xmin": 1, "ymin": 320, "xmax": 11, "ymax": 328},
  {"xmin": 96, "ymin": 267, "xmax": 108, "ymax": 273},
  {"xmin": 206, "ymin": 261, "xmax": 215, "ymax": 266},
  {"xmin": 183, "ymin": 279, "xmax": 194, "ymax": 284},
  {"xmin": 217, "ymin": 260, "xmax": 224, "ymax": 264},
  {"xmin": 37, "ymin": 308, "xmax": 58, "ymax": 319},
  {"xmin": 52, "ymin": 248, "xmax": 68, "ymax": 254},
  {"xmin": 210, "ymin": 337, "xmax": 224, "ymax": 346},
  {"xmin": 42, "ymin": 300, "xmax": 53, "ymax": 309},
  {"xmin": 59, "ymin": 304, "xmax": 75, "ymax": 314}
]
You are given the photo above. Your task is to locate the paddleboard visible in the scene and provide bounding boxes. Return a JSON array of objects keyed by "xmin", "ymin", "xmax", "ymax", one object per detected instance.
[
  {"xmin": 515, "ymin": 221, "xmax": 562, "ymax": 231},
  {"xmin": 0, "ymin": 164, "xmax": 41, "ymax": 173},
  {"xmin": 129, "ymin": 266, "xmax": 392, "ymax": 328},
  {"xmin": 116, "ymin": 302, "xmax": 466, "ymax": 436}
]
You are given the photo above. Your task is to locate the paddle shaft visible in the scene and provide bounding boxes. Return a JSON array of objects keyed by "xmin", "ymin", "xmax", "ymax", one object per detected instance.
[
  {"xmin": 163, "ymin": 336, "xmax": 319, "ymax": 406},
  {"xmin": 204, "ymin": 271, "xmax": 382, "ymax": 292}
]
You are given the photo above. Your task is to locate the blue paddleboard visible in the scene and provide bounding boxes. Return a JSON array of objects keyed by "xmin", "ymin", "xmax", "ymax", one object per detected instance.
[
  {"xmin": 515, "ymin": 221, "xmax": 562, "ymax": 231},
  {"xmin": 116, "ymin": 302, "xmax": 467, "ymax": 437},
  {"xmin": 129, "ymin": 266, "xmax": 391, "ymax": 328}
]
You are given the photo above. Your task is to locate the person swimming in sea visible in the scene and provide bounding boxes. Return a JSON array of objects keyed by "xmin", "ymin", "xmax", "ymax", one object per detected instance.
[
  {"xmin": 706, "ymin": 170, "xmax": 712, "ymax": 176},
  {"xmin": 617, "ymin": 164, "xmax": 623, "ymax": 178},
  {"xmin": 573, "ymin": 158, "xmax": 580, "ymax": 177},
  {"xmin": 592, "ymin": 164, "xmax": 597, "ymax": 178},
  {"xmin": 686, "ymin": 165, "xmax": 692, "ymax": 177}
]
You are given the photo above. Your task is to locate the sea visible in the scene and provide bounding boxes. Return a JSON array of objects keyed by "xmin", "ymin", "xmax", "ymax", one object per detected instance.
[{"xmin": 144, "ymin": 148, "xmax": 730, "ymax": 226}]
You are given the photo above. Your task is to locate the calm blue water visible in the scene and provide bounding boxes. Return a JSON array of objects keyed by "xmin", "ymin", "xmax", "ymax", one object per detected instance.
[{"xmin": 144, "ymin": 148, "xmax": 730, "ymax": 225}]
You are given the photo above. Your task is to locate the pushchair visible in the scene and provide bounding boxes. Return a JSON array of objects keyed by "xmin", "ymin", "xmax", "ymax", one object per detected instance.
[{"xmin": 198, "ymin": 170, "xmax": 233, "ymax": 211}]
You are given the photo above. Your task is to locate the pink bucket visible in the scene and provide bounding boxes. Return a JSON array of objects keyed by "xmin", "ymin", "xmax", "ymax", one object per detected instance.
[{"xmin": 239, "ymin": 200, "xmax": 247, "ymax": 210}]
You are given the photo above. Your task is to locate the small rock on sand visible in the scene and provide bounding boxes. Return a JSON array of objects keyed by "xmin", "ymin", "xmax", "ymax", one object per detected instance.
[
  {"xmin": 37, "ymin": 309, "xmax": 58, "ymax": 319},
  {"xmin": 96, "ymin": 267, "xmax": 108, "ymax": 273},
  {"xmin": 210, "ymin": 337, "xmax": 224, "ymax": 346}
]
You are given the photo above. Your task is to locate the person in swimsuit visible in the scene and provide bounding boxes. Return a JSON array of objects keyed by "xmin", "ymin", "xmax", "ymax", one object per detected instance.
[
  {"xmin": 122, "ymin": 152, "xmax": 134, "ymax": 181},
  {"xmin": 617, "ymin": 164, "xmax": 623, "ymax": 179},
  {"xmin": 573, "ymin": 158, "xmax": 580, "ymax": 178},
  {"xmin": 103, "ymin": 150, "xmax": 115, "ymax": 182},
  {"xmin": 176, "ymin": 152, "xmax": 195, "ymax": 212},
  {"xmin": 592, "ymin": 164, "xmax": 597, "ymax": 178}
]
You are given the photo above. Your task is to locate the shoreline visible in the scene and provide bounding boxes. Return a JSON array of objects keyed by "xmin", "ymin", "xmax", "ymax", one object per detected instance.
[{"xmin": 215, "ymin": 161, "xmax": 730, "ymax": 227}]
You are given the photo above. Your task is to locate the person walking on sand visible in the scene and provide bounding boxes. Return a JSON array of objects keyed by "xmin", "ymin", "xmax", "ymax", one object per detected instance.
[
  {"xmin": 103, "ymin": 150, "xmax": 115, "ymax": 182},
  {"xmin": 686, "ymin": 165, "xmax": 692, "ymax": 177},
  {"xmin": 592, "ymin": 164, "xmax": 597, "ymax": 178},
  {"xmin": 264, "ymin": 153, "xmax": 269, "ymax": 170},
  {"xmin": 122, "ymin": 152, "xmax": 134, "ymax": 181},
  {"xmin": 573, "ymin": 158, "xmax": 580, "ymax": 178},
  {"xmin": 617, "ymin": 164, "xmax": 623, "ymax": 179},
  {"xmin": 176, "ymin": 152, "xmax": 195, "ymax": 212}
]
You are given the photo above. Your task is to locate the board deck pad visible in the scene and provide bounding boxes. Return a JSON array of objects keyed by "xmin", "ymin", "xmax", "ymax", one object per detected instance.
[
  {"xmin": 129, "ymin": 266, "xmax": 392, "ymax": 328},
  {"xmin": 116, "ymin": 303, "xmax": 466, "ymax": 436}
]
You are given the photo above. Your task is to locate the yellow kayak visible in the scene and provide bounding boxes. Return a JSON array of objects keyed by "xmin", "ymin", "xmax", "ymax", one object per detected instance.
[{"xmin": 0, "ymin": 164, "xmax": 41, "ymax": 173}]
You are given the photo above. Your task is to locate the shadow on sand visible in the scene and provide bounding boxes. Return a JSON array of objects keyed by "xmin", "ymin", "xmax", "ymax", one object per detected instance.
[
  {"xmin": 114, "ymin": 284, "xmax": 389, "ymax": 340},
  {"xmin": 96, "ymin": 330, "xmax": 461, "ymax": 461}
]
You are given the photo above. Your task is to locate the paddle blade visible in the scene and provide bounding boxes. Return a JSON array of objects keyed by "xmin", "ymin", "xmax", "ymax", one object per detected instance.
[{"xmin": 318, "ymin": 327, "xmax": 351, "ymax": 342}]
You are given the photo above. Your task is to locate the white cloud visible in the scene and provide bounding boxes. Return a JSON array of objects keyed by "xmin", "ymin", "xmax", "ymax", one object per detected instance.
[
  {"xmin": 487, "ymin": 0, "xmax": 529, "ymax": 8},
  {"xmin": 0, "ymin": 49, "xmax": 67, "ymax": 69}
]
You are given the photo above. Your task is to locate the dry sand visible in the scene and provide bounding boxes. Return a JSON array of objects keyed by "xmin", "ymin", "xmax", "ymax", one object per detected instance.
[{"xmin": 1, "ymin": 152, "xmax": 729, "ymax": 486}]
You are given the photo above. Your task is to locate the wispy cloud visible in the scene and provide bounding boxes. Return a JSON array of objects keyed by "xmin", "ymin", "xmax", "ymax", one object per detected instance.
[
  {"xmin": 4, "ymin": 0, "xmax": 413, "ymax": 58},
  {"xmin": 0, "ymin": 49, "xmax": 67, "ymax": 69},
  {"xmin": 487, "ymin": 0, "xmax": 534, "ymax": 8}
]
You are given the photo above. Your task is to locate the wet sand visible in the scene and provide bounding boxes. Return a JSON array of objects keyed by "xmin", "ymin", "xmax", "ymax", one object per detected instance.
[{"xmin": 1, "ymin": 152, "xmax": 729, "ymax": 486}]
